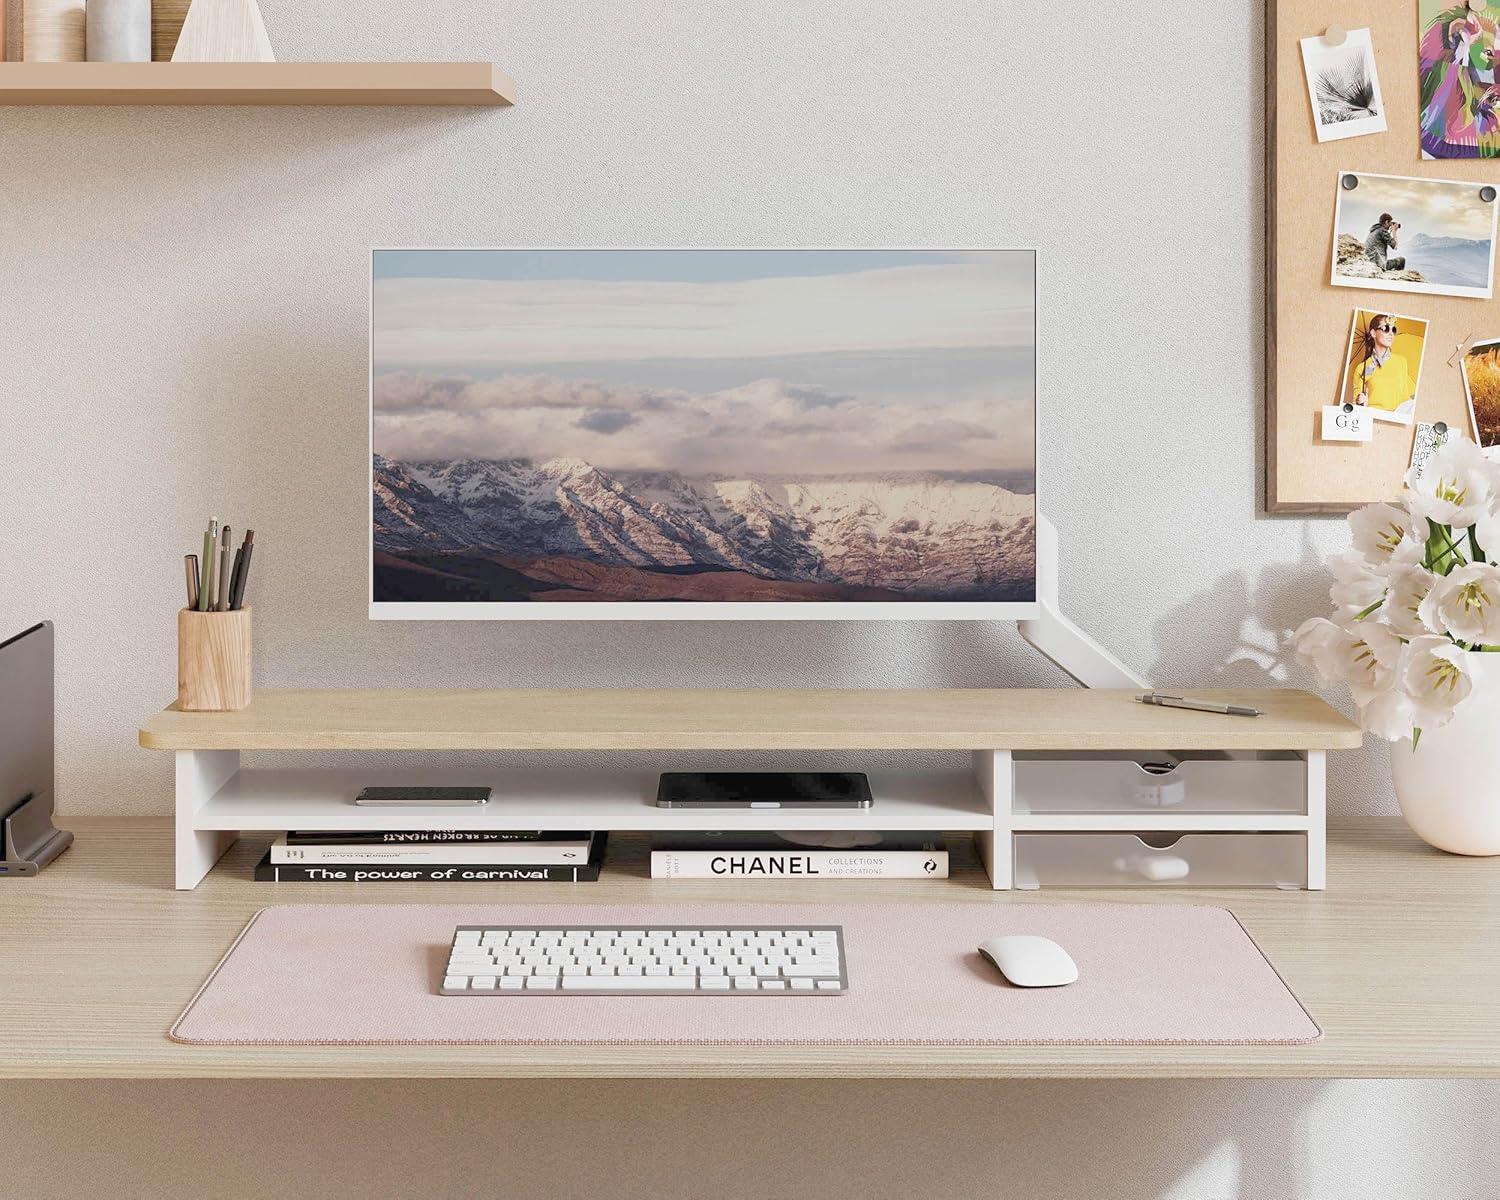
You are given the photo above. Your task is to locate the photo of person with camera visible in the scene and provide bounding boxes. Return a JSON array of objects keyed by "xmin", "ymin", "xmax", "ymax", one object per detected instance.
[
  {"xmin": 1365, "ymin": 212, "xmax": 1405, "ymax": 271},
  {"xmin": 1332, "ymin": 172, "xmax": 1497, "ymax": 300},
  {"xmin": 1341, "ymin": 308, "xmax": 1428, "ymax": 426}
]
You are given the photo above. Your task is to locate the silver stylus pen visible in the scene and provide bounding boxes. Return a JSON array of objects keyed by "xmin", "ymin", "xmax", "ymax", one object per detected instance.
[{"xmin": 1136, "ymin": 693, "xmax": 1262, "ymax": 717}]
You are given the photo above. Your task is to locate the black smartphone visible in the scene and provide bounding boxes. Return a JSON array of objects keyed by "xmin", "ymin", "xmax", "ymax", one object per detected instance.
[
  {"xmin": 353, "ymin": 786, "xmax": 492, "ymax": 807},
  {"xmin": 655, "ymin": 772, "xmax": 874, "ymax": 809}
]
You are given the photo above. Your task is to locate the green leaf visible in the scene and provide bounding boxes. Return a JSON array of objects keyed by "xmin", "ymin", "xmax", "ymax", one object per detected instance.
[{"xmin": 1412, "ymin": 727, "xmax": 1423, "ymax": 751}]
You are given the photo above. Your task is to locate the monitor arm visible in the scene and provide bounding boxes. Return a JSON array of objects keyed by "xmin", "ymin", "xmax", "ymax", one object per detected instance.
[{"xmin": 1018, "ymin": 516, "xmax": 1150, "ymax": 689}]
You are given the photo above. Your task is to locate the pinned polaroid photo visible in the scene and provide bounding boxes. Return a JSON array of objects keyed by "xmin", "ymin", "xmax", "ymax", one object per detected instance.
[
  {"xmin": 1330, "ymin": 173, "xmax": 1499, "ymax": 300},
  {"xmin": 1339, "ymin": 308, "xmax": 1429, "ymax": 426},
  {"xmin": 1409, "ymin": 421, "xmax": 1451, "ymax": 479},
  {"xmin": 1460, "ymin": 337, "xmax": 1500, "ymax": 453},
  {"xmin": 1301, "ymin": 28, "xmax": 1387, "ymax": 142},
  {"xmin": 1321, "ymin": 402, "xmax": 1374, "ymax": 442},
  {"xmin": 1418, "ymin": 0, "xmax": 1499, "ymax": 159}
]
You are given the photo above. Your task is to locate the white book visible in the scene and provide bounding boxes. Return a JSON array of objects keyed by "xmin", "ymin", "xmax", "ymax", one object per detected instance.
[
  {"xmin": 269, "ymin": 835, "xmax": 593, "ymax": 866},
  {"xmin": 650, "ymin": 833, "xmax": 948, "ymax": 880}
]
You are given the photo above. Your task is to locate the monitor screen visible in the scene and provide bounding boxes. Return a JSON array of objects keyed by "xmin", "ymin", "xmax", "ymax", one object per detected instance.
[{"xmin": 370, "ymin": 249, "xmax": 1036, "ymax": 619}]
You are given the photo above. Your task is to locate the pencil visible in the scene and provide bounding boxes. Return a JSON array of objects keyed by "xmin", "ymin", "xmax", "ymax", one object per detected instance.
[
  {"xmin": 199, "ymin": 519, "xmax": 218, "ymax": 612},
  {"xmin": 230, "ymin": 529, "xmax": 255, "ymax": 610},
  {"xmin": 216, "ymin": 525, "xmax": 232, "ymax": 611},
  {"xmin": 185, "ymin": 554, "xmax": 200, "ymax": 609}
]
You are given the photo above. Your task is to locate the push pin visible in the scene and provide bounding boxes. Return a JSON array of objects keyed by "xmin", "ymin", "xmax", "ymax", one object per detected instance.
[
  {"xmin": 1322, "ymin": 25, "xmax": 1348, "ymax": 45},
  {"xmin": 1436, "ymin": 422, "xmax": 1449, "ymax": 436}
]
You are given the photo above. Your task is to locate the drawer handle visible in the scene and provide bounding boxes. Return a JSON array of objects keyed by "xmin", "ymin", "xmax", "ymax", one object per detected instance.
[{"xmin": 1114, "ymin": 852, "xmax": 1191, "ymax": 881}]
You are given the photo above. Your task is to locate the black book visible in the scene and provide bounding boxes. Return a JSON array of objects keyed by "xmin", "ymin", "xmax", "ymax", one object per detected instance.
[
  {"xmin": 285, "ymin": 829, "xmax": 590, "ymax": 846},
  {"xmin": 254, "ymin": 833, "xmax": 607, "ymax": 883}
]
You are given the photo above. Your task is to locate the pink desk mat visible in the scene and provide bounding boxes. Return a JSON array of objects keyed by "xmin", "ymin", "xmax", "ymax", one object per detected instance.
[{"xmin": 170, "ymin": 902, "xmax": 1320, "ymax": 1046}]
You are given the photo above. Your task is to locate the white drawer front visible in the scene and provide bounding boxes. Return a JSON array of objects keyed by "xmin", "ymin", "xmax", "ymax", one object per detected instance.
[
  {"xmin": 1012, "ymin": 751, "xmax": 1306, "ymax": 816},
  {"xmin": 1013, "ymin": 831, "xmax": 1307, "ymax": 889}
]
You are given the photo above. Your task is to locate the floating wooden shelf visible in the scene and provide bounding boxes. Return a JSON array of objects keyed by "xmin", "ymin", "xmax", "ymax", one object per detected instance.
[{"xmin": 0, "ymin": 61, "xmax": 514, "ymax": 106}]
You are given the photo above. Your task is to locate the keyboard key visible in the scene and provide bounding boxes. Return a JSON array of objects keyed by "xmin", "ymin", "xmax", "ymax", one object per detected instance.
[
  {"xmin": 701, "ymin": 977, "xmax": 732, "ymax": 990},
  {"xmin": 791, "ymin": 979, "xmax": 815, "ymax": 991},
  {"xmin": 817, "ymin": 980, "xmax": 842, "ymax": 990},
  {"xmin": 526, "ymin": 975, "xmax": 559, "ymax": 990},
  {"xmin": 733, "ymin": 977, "xmax": 759, "ymax": 990},
  {"xmin": 499, "ymin": 977, "xmax": 525, "ymax": 990},
  {"xmin": 471, "ymin": 975, "xmax": 497, "ymax": 989},
  {"xmin": 442, "ymin": 975, "xmax": 469, "ymax": 991},
  {"xmin": 760, "ymin": 980, "xmax": 788, "ymax": 990},
  {"xmin": 561, "ymin": 975, "xmax": 697, "ymax": 992}
]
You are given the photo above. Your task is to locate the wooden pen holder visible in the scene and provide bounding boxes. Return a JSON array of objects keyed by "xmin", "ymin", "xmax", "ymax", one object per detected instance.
[{"xmin": 177, "ymin": 607, "xmax": 252, "ymax": 711}]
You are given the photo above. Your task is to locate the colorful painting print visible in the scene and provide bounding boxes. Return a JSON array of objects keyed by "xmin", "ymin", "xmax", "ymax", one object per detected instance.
[
  {"xmin": 1461, "ymin": 337, "xmax": 1500, "ymax": 450},
  {"xmin": 1419, "ymin": 0, "xmax": 1500, "ymax": 159},
  {"xmin": 1330, "ymin": 172, "xmax": 1498, "ymax": 300},
  {"xmin": 1339, "ymin": 309, "xmax": 1429, "ymax": 427},
  {"xmin": 370, "ymin": 250, "xmax": 1037, "ymax": 614},
  {"xmin": 1301, "ymin": 28, "xmax": 1387, "ymax": 143}
]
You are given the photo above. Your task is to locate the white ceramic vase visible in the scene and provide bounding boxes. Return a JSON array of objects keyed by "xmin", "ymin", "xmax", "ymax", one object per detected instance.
[{"xmin": 1389, "ymin": 652, "xmax": 1500, "ymax": 856}]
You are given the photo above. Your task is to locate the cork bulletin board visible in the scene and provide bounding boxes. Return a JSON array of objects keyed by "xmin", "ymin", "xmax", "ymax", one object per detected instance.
[{"xmin": 1268, "ymin": 0, "xmax": 1499, "ymax": 513}]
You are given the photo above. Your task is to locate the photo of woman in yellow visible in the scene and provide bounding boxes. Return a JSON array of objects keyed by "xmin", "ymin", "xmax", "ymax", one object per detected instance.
[{"xmin": 1343, "ymin": 309, "xmax": 1428, "ymax": 426}]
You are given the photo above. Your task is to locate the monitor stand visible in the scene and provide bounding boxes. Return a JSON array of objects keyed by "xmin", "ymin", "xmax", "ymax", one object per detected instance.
[{"xmin": 1018, "ymin": 515, "xmax": 1150, "ymax": 689}]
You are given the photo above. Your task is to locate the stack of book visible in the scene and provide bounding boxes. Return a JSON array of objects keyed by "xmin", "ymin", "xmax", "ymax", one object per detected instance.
[
  {"xmin": 253, "ymin": 830, "xmax": 606, "ymax": 883},
  {"xmin": 650, "ymin": 830, "xmax": 948, "ymax": 880}
]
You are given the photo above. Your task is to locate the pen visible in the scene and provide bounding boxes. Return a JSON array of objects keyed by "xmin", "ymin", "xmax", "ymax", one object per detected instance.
[
  {"xmin": 216, "ymin": 525, "xmax": 232, "ymax": 611},
  {"xmin": 1136, "ymin": 694, "xmax": 1262, "ymax": 718},
  {"xmin": 198, "ymin": 519, "xmax": 218, "ymax": 612},
  {"xmin": 184, "ymin": 554, "xmax": 200, "ymax": 609},
  {"xmin": 230, "ymin": 529, "xmax": 254, "ymax": 611}
]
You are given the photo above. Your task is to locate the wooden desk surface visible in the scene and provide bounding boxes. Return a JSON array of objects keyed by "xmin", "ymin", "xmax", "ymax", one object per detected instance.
[
  {"xmin": 139, "ymin": 688, "xmax": 1362, "ymax": 751},
  {"xmin": 1, "ymin": 817, "xmax": 1492, "ymax": 1080}
]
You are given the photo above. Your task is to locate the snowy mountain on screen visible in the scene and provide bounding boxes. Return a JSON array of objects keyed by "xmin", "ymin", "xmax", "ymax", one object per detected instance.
[{"xmin": 373, "ymin": 454, "xmax": 1034, "ymax": 597}]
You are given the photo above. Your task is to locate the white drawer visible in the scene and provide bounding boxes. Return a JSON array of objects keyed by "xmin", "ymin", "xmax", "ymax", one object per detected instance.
[
  {"xmin": 1012, "ymin": 832, "xmax": 1307, "ymax": 889},
  {"xmin": 1012, "ymin": 751, "xmax": 1306, "ymax": 815}
]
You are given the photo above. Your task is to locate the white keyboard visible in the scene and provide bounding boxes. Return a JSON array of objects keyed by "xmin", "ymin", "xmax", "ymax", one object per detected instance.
[{"xmin": 440, "ymin": 924, "xmax": 849, "ymax": 996}]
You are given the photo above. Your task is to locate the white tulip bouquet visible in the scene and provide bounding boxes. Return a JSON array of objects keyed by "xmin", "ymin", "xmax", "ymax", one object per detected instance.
[{"xmin": 1296, "ymin": 435, "xmax": 1500, "ymax": 744}]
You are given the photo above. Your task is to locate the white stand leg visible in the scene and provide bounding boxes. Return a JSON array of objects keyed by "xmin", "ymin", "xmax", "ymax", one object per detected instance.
[
  {"xmin": 1306, "ymin": 750, "xmax": 1327, "ymax": 891},
  {"xmin": 973, "ymin": 750, "xmax": 1013, "ymax": 890},
  {"xmin": 1018, "ymin": 516, "xmax": 1150, "ymax": 689},
  {"xmin": 175, "ymin": 749, "xmax": 238, "ymax": 890}
]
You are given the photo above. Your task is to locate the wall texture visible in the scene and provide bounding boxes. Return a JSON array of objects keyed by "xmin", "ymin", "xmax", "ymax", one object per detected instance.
[
  {"xmin": 3, "ymin": 2, "xmax": 1490, "ymax": 1196},
  {"xmin": 0, "ymin": 0, "xmax": 1384, "ymax": 816}
]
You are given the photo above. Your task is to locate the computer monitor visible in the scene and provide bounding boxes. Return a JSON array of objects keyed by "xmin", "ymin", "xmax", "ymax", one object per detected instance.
[{"xmin": 370, "ymin": 249, "xmax": 1036, "ymax": 620}]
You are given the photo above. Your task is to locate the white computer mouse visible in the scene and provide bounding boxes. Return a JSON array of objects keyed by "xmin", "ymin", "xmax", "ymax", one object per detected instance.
[{"xmin": 977, "ymin": 935, "xmax": 1079, "ymax": 987}]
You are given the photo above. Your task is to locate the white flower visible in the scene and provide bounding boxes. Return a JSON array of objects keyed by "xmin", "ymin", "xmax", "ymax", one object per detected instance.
[
  {"xmin": 1385, "ymin": 564, "xmax": 1438, "ymax": 637},
  {"xmin": 1358, "ymin": 687, "xmax": 1417, "ymax": 741},
  {"xmin": 1347, "ymin": 502, "xmax": 1423, "ymax": 566},
  {"xmin": 1471, "ymin": 510, "xmax": 1500, "ymax": 565},
  {"xmin": 1419, "ymin": 563, "xmax": 1500, "ymax": 645},
  {"xmin": 1402, "ymin": 636, "xmax": 1474, "ymax": 731},
  {"xmin": 1405, "ymin": 436, "xmax": 1493, "ymax": 529},
  {"xmin": 1328, "ymin": 552, "xmax": 1387, "ymax": 619},
  {"xmin": 1294, "ymin": 616, "xmax": 1403, "ymax": 699}
]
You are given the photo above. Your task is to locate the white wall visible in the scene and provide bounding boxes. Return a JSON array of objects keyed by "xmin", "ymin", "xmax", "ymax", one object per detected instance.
[
  {"xmin": 0, "ymin": 0, "xmax": 1384, "ymax": 816},
  {"xmin": 5, "ymin": 3, "xmax": 1490, "ymax": 1197}
]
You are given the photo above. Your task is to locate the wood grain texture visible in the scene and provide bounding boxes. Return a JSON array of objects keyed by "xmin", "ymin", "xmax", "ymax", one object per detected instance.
[
  {"xmin": 177, "ymin": 607, "xmax": 251, "ymax": 712},
  {"xmin": 170, "ymin": 0, "xmax": 272, "ymax": 62},
  {"xmin": 21, "ymin": 0, "xmax": 82, "ymax": 61},
  {"xmin": 138, "ymin": 688, "xmax": 1363, "ymax": 752},
  {"xmin": 150, "ymin": 0, "xmax": 190, "ymax": 61},
  {"xmin": 0, "ymin": 817, "xmax": 1493, "ymax": 1079},
  {"xmin": 0, "ymin": 61, "xmax": 516, "ymax": 104},
  {"xmin": 1268, "ymin": 1, "xmax": 1496, "ymax": 512}
]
